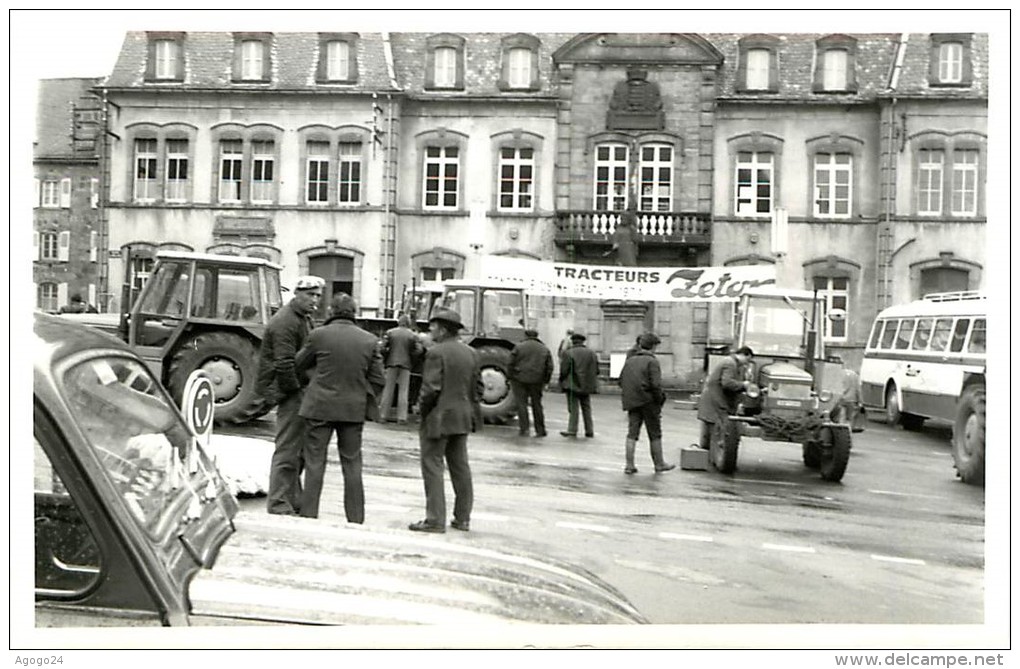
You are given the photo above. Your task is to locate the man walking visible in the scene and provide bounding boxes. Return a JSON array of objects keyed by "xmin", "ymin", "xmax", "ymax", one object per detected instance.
[
  {"xmin": 295, "ymin": 293, "xmax": 385, "ymax": 523},
  {"xmin": 258, "ymin": 276, "xmax": 323, "ymax": 515},
  {"xmin": 409, "ymin": 307, "xmax": 482, "ymax": 533},
  {"xmin": 559, "ymin": 331, "xmax": 599, "ymax": 438},
  {"xmin": 509, "ymin": 329, "xmax": 554, "ymax": 437},
  {"xmin": 619, "ymin": 333, "xmax": 675, "ymax": 474},
  {"xmin": 697, "ymin": 346, "xmax": 754, "ymax": 450},
  {"xmin": 379, "ymin": 315, "xmax": 423, "ymax": 425}
]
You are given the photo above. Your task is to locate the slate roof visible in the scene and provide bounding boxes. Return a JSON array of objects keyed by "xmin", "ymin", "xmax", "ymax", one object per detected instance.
[
  {"xmin": 887, "ymin": 32, "xmax": 988, "ymax": 99},
  {"xmin": 35, "ymin": 78, "xmax": 102, "ymax": 158}
]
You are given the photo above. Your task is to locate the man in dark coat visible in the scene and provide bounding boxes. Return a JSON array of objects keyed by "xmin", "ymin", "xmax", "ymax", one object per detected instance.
[
  {"xmin": 509, "ymin": 329, "xmax": 554, "ymax": 437},
  {"xmin": 294, "ymin": 293, "xmax": 385, "ymax": 522},
  {"xmin": 697, "ymin": 346, "xmax": 754, "ymax": 449},
  {"xmin": 619, "ymin": 333, "xmax": 675, "ymax": 474},
  {"xmin": 558, "ymin": 331, "xmax": 600, "ymax": 438},
  {"xmin": 608, "ymin": 212, "xmax": 639, "ymax": 266},
  {"xmin": 378, "ymin": 314, "xmax": 423, "ymax": 425},
  {"xmin": 258, "ymin": 275, "xmax": 323, "ymax": 515},
  {"xmin": 409, "ymin": 307, "xmax": 483, "ymax": 533}
]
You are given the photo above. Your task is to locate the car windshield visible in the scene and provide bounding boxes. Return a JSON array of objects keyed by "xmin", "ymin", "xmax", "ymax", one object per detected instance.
[
  {"xmin": 742, "ymin": 296, "xmax": 817, "ymax": 357},
  {"xmin": 61, "ymin": 354, "xmax": 222, "ymax": 538}
]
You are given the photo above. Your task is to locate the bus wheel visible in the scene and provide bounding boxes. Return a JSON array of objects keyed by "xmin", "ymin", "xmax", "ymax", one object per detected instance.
[
  {"xmin": 884, "ymin": 385, "xmax": 902, "ymax": 425},
  {"xmin": 952, "ymin": 384, "xmax": 985, "ymax": 486}
]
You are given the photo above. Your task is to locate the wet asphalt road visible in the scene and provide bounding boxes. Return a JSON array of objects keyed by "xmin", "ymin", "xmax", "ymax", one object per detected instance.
[{"xmin": 223, "ymin": 393, "xmax": 985, "ymax": 625}]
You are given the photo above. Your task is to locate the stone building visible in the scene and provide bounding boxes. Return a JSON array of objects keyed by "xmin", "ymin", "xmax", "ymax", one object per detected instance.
[
  {"xmin": 92, "ymin": 31, "xmax": 987, "ymax": 383},
  {"xmin": 33, "ymin": 78, "xmax": 103, "ymax": 312}
]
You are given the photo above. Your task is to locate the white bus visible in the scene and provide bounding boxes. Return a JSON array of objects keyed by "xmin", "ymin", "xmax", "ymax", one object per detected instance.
[{"xmin": 860, "ymin": 291, "xmax": 986, "ymax": 484}]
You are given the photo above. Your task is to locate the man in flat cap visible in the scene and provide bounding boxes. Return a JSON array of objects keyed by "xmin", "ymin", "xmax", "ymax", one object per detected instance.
[
  {"xmin": 408, "ymin": 307, "xmax": 483, "ymax": 533},
  {"xmin": 295, "ymin": 293, "xmax": 385, "ymax": 523},
  {"xmin": 258, "ymin": 275, "xmax": 323, "ymax": 515},
  {"xmin": 619, "ymin": 332, "xmax": 675, "ymax": 474},
  {"xmin": 558, "ymin": 330, "xmax": 600, "ymax": 438},
  {"xmin": 509, "ymin": 328, "xmax": 554, "ymax": 437}
]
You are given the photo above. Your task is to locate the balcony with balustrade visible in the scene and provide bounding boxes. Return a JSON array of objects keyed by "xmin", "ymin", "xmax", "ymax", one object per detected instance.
[{"xmin": 553, "ymin": 210, "xmax": 712, "ymax": 255}]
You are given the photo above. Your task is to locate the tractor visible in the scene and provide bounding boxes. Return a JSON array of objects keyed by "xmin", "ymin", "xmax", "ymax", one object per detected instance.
[
  {"xmin": 62, "ymin": 250, "xmax": 283, "ymax": 425},
  {"xmin": 437, "ymin": 280, "xmax": 528, "ymax": 424},
  {"xmin": 706, "ymin": 287, "xmax": 852, "ymax": 482}
]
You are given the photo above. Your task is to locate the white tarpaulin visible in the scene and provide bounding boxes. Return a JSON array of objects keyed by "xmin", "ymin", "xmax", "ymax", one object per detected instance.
[{"xmin": 480, "ymin": 256, "xmax": 776, "ymax": 302}]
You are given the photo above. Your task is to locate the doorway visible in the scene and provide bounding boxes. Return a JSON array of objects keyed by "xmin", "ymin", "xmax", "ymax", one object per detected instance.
[{"xmin": 309, "ymin": 255, "xmax": 354, "ymax": 320}]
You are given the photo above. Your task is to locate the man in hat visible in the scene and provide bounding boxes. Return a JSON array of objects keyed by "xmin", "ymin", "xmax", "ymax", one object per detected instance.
[
  {"xmin": 558, "ymin": 331, "xmax": 600, "ymax": 438},
  {"xmin": 59, "ymin": 293, "xmax": 98, "ymax": 314},
  {"xmin": 295, "ymin": 293, "xmax": 385, "ymax": 523},
  {"xmin": 697, "ymin": 345, "xmax": 754, "ymax": 450},
  {"xmin": 509, "ymin": 328, "xmax": 554, "ymax": 437},
  {"xmin": 619, "ymin": 332, "xmax": 675, "ymax": 474},
  {"xmin": 258, "ymin": 275, "xmax": 323, "ymax": 515},
  {"xmin": 409, "ymin": 306, "xmax": 482, "ymax": 533}
]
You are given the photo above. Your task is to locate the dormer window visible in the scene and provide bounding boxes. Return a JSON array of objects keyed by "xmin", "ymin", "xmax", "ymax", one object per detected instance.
[
  {"xmin": 145, "ymin": 32, "xmax": 184, "ymax": 82},
  {"xmin": 813, "ymin": 35, "xmax": 858, "ymax": 93},
  {"xmin": 317, "ymin": 33, "xmax": 359, "ymax": 84},
  {"xmin": 498, "ymin": 34, "xmax": 540, "ymax": 91},
  {"xmin": 737, "ymin": 35, "xmax": 779, "ymax": 93},
  {"xmin": 232, "ymin": 33, "xmax": 272, "ymax": 83},
  {"xmin": 425, "ymin": 34, "xmax": 465, "ymax": 91},
  {"xmin": 929, "ymin": 34, "xmax": 973, "ymax": 87}
]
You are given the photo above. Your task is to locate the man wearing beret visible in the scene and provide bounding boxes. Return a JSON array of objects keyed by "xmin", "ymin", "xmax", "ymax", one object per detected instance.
[
  {"xmin": 295, "ymin": 293, "xmax": 385, "ymax": 523},
  {"xmin": 619, "ymin": 332, "xmax": 675, "ymax": 474},
  {"xmin": 409, "ymin": 307, "xmax": 483, "ymax": 533},
  {"xmin": 509, "ymin": 328, "xmax": 554, "ymax": 437},
  {"xmin": 258, "ymin": 275, "xmax": 323, "ymax": 515},
  {"xmin": 558, "ymin": 331, "xmax": 600, "ymax": 438}
]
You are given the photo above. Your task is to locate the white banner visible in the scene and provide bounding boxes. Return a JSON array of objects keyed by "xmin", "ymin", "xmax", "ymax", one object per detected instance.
[{"xmin": 480, "ymin": 256, "xmax": 776, "ymax": 302}]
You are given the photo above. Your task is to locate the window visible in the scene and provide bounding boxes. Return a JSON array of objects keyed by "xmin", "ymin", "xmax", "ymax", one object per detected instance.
[
  {"xmin": 638, "ymin": 144, "xmax": 672, "ymax": 212},
  {"xmin": 317, "ymin": 34, "xmax": 359, "ymax": 83},
  {"xmin": 131, "ymin": 255, "xmax": 155, "ymax": 295},
  {"xmin": 241, "ymin": 40, "xmax": 263, "ymax": 80},
  {"xmin": 822, "ymin": 50, "xmax": 847, "ymax": 91},
  {"xmin": 219, "ymin": 140, "xmax": 243, "ymax": 203},
  {"xmin": 40, "ymin": 232, "xmax": 58, "ymax": 260},
  {"xmin": 154, "ymin": 39, "xmax": 178, "ymax": 80},
  {"xmin": 911, "ymin": 318, "xmax": 933, "ymax": 351},
  {"xmin": 233, "ymin": 34, "xmax": 271, "ymax": 82},
  {"xmin": 508, "ymin": 48, "xmax": 531, "ymax": 89},
  {"xmin": 813, "ymin": 276, "xmax": 848, "ymax": 341},
  {"xmin": 813, "ymin": 153, "xmax": 852, "ymax": 218},
  {"xmin": 306, "ymin": 141, "xmax": 330, "ymax": 204},
  {"xmin": 880, "ymin": 319, "xmax": 898, "ymax": 349},
  {"xmin": 949, "ymin": 318, "xmax": 970, "ymax": 353},
  {"xmin": 746, "ymin": 49, "xmax": 771, "ymax": 90},
  {"xmin": 895, "ymin": 319, "xmax": 916, "ymax": 350},
  {"xmin": 930, "ymin": 318, "xmax": 953, "ymax": 352},
  {"xmin": 41, "ymin": 180, "xmax": 60, "ymax": 208},
  {"xmin": 920, "ymin": 267, "xmax": 969, "ymax": 296},
  {"xmin": 421, "ymin": 267, "xmax": 456, "ymax": 282},
  {"xmin": 423, "ymin": 146, "xmax": 459, "ymax": 209},
  {"xmin": 165, "ymin": 139, "xmax": 188, "ymax": 202},
  {"xmin": 498, "ymin": 34, "xmax": 540, "ymax": 91},
  {"xmin": 145, "ymin": 32, "xmax": 184, "ymax": 82},
  {"xmin": 38, "ymin": 283, "xmax": 58, "ymax": 312},
  {"xmin": 594, "ymin": 143, "xmax": 629, "ymax": 211},
  {"xmin": 814, "ymin": 36, "xmax": 858, "ymax": 93},
  {"xmin": 497, "ymin": 147, "xmax": 534, "ymax": 211},
  {"xmin": 134, "ymin": 138, "xmax": 158, "ymax": 202},
  {"xmin": 326, "ymin": 41, "xmax": 350, "ymax": 81},
  {"xmin": 968, "ymin": 318, "xmax": 986, "ymax": 354},
  {"xmin": 434, "ymin": 48, "xmax": 457, "ymax": 88},
  {"xmin": 929, "ymin": 34, "xmax": 973, "ymax": 87},
  {"xmin": 425, "ymin": 34, "xmax": 465, "ymax": 90},
  {"xmin": 337, "ymin": 142, "xmax": 362, "ymax": 204},
  {"xmin": 951, "ymin": 149, "xmax": 978, "ymax": 216},
  {"xmin": 735, "ymin": 151, "xmax": 773, "ymax": 216},
  {"xmin": 917, "ymin": 149, "xmax": 944, "ymax": 215},
  {"xmin": 251, "ymin": 140, "xmax": 275, "ymax": 204}
]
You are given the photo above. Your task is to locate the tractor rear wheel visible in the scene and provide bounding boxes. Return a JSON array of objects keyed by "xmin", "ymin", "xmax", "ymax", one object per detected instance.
[
  {"xmin": 819, "ymin": 425, "xmax": 852, "ymax": 482},
  {"xmin": 952, "ymin": 384, "xmax": 985, "ymax": 485},
  {"xmin": 473, "ymin": 345, "xmax": 516, "ymax": 425},
  {"xmin": 168, "ymin": 331, "xmax": 268, "ymax": 426}
]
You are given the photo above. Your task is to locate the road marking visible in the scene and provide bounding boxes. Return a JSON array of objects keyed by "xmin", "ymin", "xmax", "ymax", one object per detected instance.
[
  {"xmin": 868, "ymin": 489, "xmax": 947, "ymax": 500},
  {"xmin": 871, "ymin": 554, "xmax": 926, "ymax": 565},
  {"xmin": 659, "ymin": 532, "xmax": 714, "ymax": 543},
  {"xmin": 735, "ymin": 479, "xmax": 801, "ymax": 487},
  {"xmin": 762, "ymin": 543, "xmax": 816, "ymax": 554},
  {"xmin": 471, "ymin": 512, "xmax": 511, "ymax": 522},
  {"xmin": 556, "ymin": 521, "xmax": 613, "ymax": 533}
]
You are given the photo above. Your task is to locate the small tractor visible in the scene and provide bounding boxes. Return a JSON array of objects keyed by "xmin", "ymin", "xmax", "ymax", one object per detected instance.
[
  {"xmin": 62, "ymin": 250, "xmax": 284, "ymax": 425},
  {"xmin": 437, "ymin": 280, "xmax": 528, "ymax": 424},
  {"xmin": 706, "ymin": 287, "xmax": 852, "ymax": 482}
]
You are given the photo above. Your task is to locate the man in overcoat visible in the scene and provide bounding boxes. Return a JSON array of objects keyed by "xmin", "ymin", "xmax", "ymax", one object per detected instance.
[
  {"xmin": 409, "ymin": 307, "xmax": 483, "ymax": 533},
  {"xmin": 258, "ymin": 275, "xmax": 323, "ymax": 515},
  {"xmin": 619, "ymin": 333, "xmax": 675, "ymax": 474},
  {"xmin": 697, "ymin": 346, "xmax": 754, "ymax": 449},
  {"xmin": 509, "ymin": 329, "xmax": 554, "ymax": 437},
  {"xmin": 295, "ymin": 293, "xmax": 385, "ymax": 522},
  {"xmin": 559, "ymin": 331, "xmax": 600, "ymax": 438},
  {"xmin": 378, "ymin": 314, "xmax": 423, "ymax": 425}
]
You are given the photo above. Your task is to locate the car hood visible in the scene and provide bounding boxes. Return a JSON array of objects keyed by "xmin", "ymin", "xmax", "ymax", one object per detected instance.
[{"xmin": 189, "ymin": 514, "xmax": 646, "ymax": 625}]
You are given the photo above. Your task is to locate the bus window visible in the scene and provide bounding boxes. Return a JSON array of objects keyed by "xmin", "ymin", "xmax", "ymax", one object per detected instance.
[
  {"xmin": 868, "ymin": 320, "xmax": 884, "ymax": 349},
  {"xmin": 949, "ymin": 318, "xmax": 971, "ymax": 353},
  {"xmin": 880, "ymin": 319, "xmax": 898, "ymax": 349},
  {"xmin": 911, "ymin": 318, "xmax": 933, "ymax": 351},
  {"xmin": 967, "ymin": 318, "xmax": 986, "ymax": 354},
  {"xmin": 930, "ymin": 318, "xmax": 953, "ymax": 352},
  {"xmin": 894, "ymin": 319, "xmax": 915, "ymax": 350}
]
